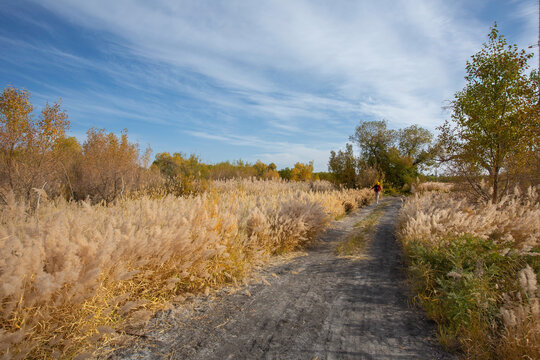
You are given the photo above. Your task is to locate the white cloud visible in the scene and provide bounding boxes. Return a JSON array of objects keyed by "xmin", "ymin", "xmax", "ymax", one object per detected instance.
[
  {"xmin": 31, "ymin": 1, "xmax": 484, "ymax": 120},
  {"xmin": 20, "ymin": 0, "xmax": 521, "ymax": 168},
  {"xmin": 185, "ymin": 129, "xmax": 341, "ymax": 171}
]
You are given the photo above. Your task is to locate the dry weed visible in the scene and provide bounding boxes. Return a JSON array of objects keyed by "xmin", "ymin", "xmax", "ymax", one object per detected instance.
[
  {"xmin": 0, "ymin": 179, "xmax": 372, "ymax": 358},
  {"xmin": 398, "ymin": 186, "xmax": 540, "ymax": 359},
  {"xmin": 411, "ymin": 181, "xmax": 454, "ymax": 193},
  {"xmin": 399, "ymin": 186, "xmax": 540, "ymax": 252}
]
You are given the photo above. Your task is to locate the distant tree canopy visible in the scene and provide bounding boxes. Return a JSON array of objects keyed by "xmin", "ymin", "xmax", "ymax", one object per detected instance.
[
  {"xmin": 329, "ymin": 120, "xmax": 438, "ymax": 189},
  {"xmin": 291, "ymin": 161, "xmax": 314, "ymax": 181},
  {"xmin": 314, "ymin": 171, "xmax": 332, "ymax": 182},
  {"xmin": 439, "ymin": 24, "xmax": 539, "ymax": 202},
  {"xmin": 329, "ymin": 143, "xmax": 357, "ymax": 188},
  {"xmin": 153, "ymin": 152, "xmax": 209, "ymax": 180},
  {"xmin": 278, "ymin": 167, "xmax": 292, "ymax": 180},
  {"xmin": 1, "ymin": 84, "xmax": 327, "ymax": 202},
  {"xmin": 253, "ymin": 160, "xmax": 280, "ymax": 180},
  {"xmin": 0, "ymin": 85, "xmax": 70, "ymax": 199},
  {"xmin": 208, "ymin": 160, "xmax": 256, "ymax": 180}
]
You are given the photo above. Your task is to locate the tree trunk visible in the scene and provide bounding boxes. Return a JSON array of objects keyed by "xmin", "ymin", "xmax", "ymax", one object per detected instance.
[{"xmin": 492, "ymin": 167, "xmax": 499, "ymax": 203}]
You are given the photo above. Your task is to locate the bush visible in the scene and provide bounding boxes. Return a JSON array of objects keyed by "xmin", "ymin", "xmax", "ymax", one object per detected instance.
[{"xmin": 71, "ymin": 128, "xmax": 149, "ymax": 203}]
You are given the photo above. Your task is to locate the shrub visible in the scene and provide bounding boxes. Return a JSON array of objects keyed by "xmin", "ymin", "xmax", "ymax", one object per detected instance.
[{"xmin": 72, "ymin": 128, "xmax": 148, "ymax": 203}]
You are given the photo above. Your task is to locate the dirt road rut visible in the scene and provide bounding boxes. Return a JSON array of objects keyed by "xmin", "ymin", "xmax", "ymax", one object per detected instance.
[{"xmin": 112, "ymin": 197, "xmax": 455, "ymax": 360}]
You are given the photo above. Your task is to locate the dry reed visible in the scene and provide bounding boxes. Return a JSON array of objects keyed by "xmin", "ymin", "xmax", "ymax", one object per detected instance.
[
  {"xmin": 398, "ymin": 186, "xmax": 540, "ymax": 359},
  {"xmin": 410, "ymin": 181, "xmax": 454, "ymax": 194},
  {"xmin": 399, "ymin": 186, "xmax": 539, "ymax": 252},
  {"xmin": 0, "ymin": 179, "xmax": 372, "ymax": 359}
]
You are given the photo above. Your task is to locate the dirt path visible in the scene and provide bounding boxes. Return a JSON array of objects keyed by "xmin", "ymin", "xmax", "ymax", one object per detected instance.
[{"xmin": 111, "ymin": 197, "xmax": 455, "ymax": 360}]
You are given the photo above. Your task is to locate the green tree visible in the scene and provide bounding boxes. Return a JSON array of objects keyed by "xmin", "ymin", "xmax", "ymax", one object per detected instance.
[
  {"xmin": 278, "ymin": 167, "xmax": 292, "ymax": 180},
  {"xmin": 349, "ymin": 120, "xmax": 395, "ymax": 169},
  {"xmin": 398, "ymin": 125, "xmax": 438, "ymax": 170},
  {"xmin": 439, "ymin": 24, "xmax": 539, "ymax": 202},
  {"xmin": 314, "ymin": 171, "xmax": 333, "ymax": 182},
  {"xmin": 328, "ymin": 143, "xmax": 357, "ymax": 188},
  {"xmin": 152, "ymin": 152, "xmax": 210, "ymax": 195},
  {"xmin": 348, "ymin": 120, "xmax": 436, "ymax": 188}
]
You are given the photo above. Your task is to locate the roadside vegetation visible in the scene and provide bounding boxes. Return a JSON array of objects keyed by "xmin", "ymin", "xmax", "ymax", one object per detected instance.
[
  {"xmin": 399, "ymin": 25, "xmax": 539, "ymax": 360},
  {"xmin": 0, "ymin": 179, "xmax": 372, "ymax": 359},
  {"xmin": 399, "ymin": 187, "xmax": 539, "ymax": 359}
]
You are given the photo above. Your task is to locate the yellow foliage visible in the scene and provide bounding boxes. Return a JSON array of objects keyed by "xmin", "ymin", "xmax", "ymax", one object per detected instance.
[{"xmin": 290, "ymin": 161, "xmax": 313, "ymax": 181}]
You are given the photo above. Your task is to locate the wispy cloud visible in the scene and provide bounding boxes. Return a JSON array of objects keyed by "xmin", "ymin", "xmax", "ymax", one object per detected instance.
[
  {"xmin": 4, "ymin": 0, "xmax": 532, "ymax": 170},
  {"xmin": 30, "ymin": 1, "xmax": 485, "ymax": 121},
  {"xmin": 185, "ymin": 129, "xmax": 342, "ymax": 169}
]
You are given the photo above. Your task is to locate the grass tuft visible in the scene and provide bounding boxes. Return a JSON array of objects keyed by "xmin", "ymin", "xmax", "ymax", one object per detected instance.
[{"xmin": 336, "ymin": 204, "xmax": 386, "ymax": 257}]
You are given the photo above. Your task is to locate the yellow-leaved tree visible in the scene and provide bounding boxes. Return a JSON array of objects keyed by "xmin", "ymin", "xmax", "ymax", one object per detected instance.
[
  {"xmin": 0, "ymin": 85, "xmax": 70, "ymax": 201},
  {"xmin": 291, "ymin": 161, "xmax": 314, "ymax": 181}
]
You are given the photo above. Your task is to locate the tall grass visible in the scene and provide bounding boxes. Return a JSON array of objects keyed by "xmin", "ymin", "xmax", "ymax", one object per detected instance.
[
  {"xmin": 398, "ymin": 186, "xmax": 540, "ymax": 359},
  {"xmin": 0, "ymin": 179, "xmax": 371, "ymax": 359},
  {"xmin": 410, "ymin": 181, "xmax": 454, "ymax": 194}
]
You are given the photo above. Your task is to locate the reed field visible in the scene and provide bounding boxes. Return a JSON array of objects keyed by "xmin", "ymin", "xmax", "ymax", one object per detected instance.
[
  {"xmin": 398, "ymin": 185, "xmax": 540, "ymax": 359},
  {"xmin": 410, "ymin": 181, "xmax": 454, "ymax": 194},
  {"xmin": 0, "ymin": 179, "xmax": 371, "ymax": 359}
]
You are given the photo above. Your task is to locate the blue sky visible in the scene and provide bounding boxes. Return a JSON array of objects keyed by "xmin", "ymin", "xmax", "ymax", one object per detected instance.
[{"xmin": 0, "ymin": 0, "xmax": 537, "ymax": 171}]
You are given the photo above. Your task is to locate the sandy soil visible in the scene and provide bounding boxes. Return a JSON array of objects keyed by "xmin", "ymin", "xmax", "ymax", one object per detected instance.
[{"xmin": 109, "ymin": 197, "xmax": 456, "ymax": 360}]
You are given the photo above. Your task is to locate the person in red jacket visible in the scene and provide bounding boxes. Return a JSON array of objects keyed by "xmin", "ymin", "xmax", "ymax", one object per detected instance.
[{"xmin": 372, "ymin": 181, "xmax": 382, "ymax": 204}]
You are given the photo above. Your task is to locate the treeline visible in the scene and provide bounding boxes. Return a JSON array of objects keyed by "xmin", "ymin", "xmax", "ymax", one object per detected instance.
[
  {"xmin": 151, "ymin": 153, "xmax": 318, "ymax": 196},
  {"xmin": 0, "ymin": 85, "xmax": 320, "ymax": 203}
]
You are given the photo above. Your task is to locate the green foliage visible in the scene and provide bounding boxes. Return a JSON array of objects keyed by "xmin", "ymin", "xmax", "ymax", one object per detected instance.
[
  {"xmin": 253, "ymin": 160, "xmax": 280, "ymax": 179},
  {"xmin": 329, "ymin": 120, "xmax": 437, "ymax": 189},
  {"xmin": 152, "ymin": 152, "xmax": 210, "ymax": 196},
  {"xmin": 328, "ymin": 143, "xmax": 357, "ymax": 188},
  {"xmin": 439, "ymin": 24, "xmax": 539, "ymax": 202},
  {"xmin": 278, "ymin": 167, "xmax": 292, "ymax": 180},
  {"xmin": 208, "ymin": 160, "xmax": 257, "ymax": 179},
  {"xmin": 314, "ymin": 171, "xmax": 332, "ymax": 182},
  {"xmin": 398, "ymin": 125, "xmax": 437, "ymax": 170},
  {"xmin": 405, "ymin": 235, "xmax": 525, "ymax": 354},
  {"xmin": 350, "ymin": 120, "xmax": 396, "ymax": 168}
]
